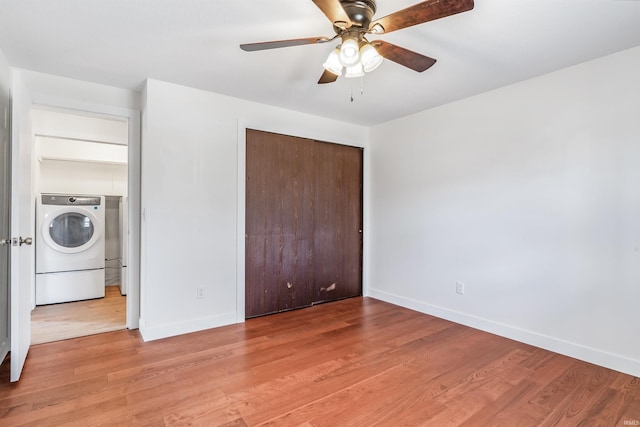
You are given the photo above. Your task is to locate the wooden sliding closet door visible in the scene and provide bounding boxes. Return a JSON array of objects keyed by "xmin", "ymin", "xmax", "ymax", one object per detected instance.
[
  {"xmin": 313, "ymin": 141, "xmax": 363, "ymax": 303},
  {"xmin": 245, "ymin": 129, "xmax": 362, "ymax": 318},
  {"xmin": 245, "ymin": 130, "xmax": 316, "ymax": 318}
]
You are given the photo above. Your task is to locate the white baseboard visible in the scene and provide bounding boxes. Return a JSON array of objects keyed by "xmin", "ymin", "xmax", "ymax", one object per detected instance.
[
  {"xmin": 368, "ymin": 288, "xmax": 640, "ymax": 378},
  {"xmin": 139, "ymin": 311, "xmax": 239, "ymax": 342}
]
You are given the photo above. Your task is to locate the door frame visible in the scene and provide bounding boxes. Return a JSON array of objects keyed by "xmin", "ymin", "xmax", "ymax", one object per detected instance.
[
  {"xmin": 236, "ymin": 120, "xmax": 369, "ymax": 322},
  {"xmin": 27, "ymin": 100, "xmax": 141, "ymax": 330},
  {"xmin": 0, "ymin": 52, "xmax": 10, "ymax": 366}
]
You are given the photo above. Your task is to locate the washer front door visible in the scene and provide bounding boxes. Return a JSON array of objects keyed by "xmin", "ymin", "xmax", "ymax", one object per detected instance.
[{"xmin": 41, "ymin": 207, "xmax": 103, "ymax": 254}]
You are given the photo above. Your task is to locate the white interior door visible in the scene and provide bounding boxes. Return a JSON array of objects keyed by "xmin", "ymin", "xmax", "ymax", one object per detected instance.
[{"xmin": 10, "ymin": 70, "xmax": 34, "ymax": 382}]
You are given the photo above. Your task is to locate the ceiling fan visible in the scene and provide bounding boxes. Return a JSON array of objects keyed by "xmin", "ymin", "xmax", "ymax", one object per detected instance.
[{"xmin": 240, "ymin": 0, "xmax": 474, "ymax": 84}]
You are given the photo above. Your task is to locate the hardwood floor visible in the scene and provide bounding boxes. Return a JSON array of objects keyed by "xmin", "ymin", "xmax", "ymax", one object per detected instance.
[
  {"xmin": 1, "ymin": 297, "xmax": 639, "ymax": 426},
  {"xmin": 31, "ymin": 286, "xmax": 126, "ymax": 345}
]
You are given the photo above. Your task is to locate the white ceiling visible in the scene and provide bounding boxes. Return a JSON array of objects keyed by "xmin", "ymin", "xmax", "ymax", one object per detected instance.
[{"xmin": 1, "ymin": 0, "xmax": 640, "ymax": 126}]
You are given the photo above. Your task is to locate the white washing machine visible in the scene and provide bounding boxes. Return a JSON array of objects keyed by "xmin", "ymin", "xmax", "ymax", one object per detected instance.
[{"xmin": 36, "ymin": 194, "xmax": 106, "ymax": 305}]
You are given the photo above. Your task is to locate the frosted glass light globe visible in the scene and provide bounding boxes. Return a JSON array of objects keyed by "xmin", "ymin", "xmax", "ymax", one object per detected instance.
[
  {"xmin": 339, "ymin": 38, "xmax": 360, "ymax": 66},
  {"xmin": 345, "ymin": 63, "xmax": 364, "ymax": 78},
  {"xmin": 360, "ymin": 43, "xmax": 383, "ymax": 72},
  {"xmin": 323, "ymin": 48, "xmax": 343, "ymax": 75}
]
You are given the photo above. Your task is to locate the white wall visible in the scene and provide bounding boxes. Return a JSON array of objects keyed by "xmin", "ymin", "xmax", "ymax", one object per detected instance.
[
  {"xmin": 368, "ymin": 46, "xmax": 640, "ymax": 377},
  {"xmin": 140, "ymin": 79, "xmax": 368, "ymax": 340}
]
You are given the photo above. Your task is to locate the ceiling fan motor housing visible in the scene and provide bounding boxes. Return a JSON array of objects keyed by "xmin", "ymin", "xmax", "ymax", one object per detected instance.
[{"xmin": 340, "ymin": 0, "xmax": 377, "ymax": 29}]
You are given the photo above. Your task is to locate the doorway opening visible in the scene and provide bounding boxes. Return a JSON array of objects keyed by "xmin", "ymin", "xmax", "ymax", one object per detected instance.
[{"xmin": 30, "ymin": 107, "xmax": 129, "ymax": 344}]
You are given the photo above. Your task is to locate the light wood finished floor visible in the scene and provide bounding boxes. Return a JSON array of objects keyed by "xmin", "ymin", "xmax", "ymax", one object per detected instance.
[
  {"xmin": 31, "ymin": 285, "xmax": 126, "ymax": 345},
  {"xmin": 2, "ymin": 297, "xmax": 639, "ymax": 426}
]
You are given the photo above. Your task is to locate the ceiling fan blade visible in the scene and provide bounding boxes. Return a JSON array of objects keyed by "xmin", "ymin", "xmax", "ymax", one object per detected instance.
[
  {"xmin": 318, "ymin": 69, "xmax": 339, "ymax": 84},
  {"xmin": 371, "ymin": 40, "xmax": 437, "ymax": 72},
  {"xmin": 240, "ymin": 37, "xmax": 330, "ymax": 52},
  {"xmin": 311, "ymin": 0, "xmax": 352, "ymax": 27},
  {"xmin": 370, "ymin": 0, "xmax": 474, "ymax": 34}
]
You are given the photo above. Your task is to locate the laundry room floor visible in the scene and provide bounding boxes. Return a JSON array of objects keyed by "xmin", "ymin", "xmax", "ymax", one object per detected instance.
[{"xmin": 31, "ymin": 286, "xmax": 126, "ymax": 344}]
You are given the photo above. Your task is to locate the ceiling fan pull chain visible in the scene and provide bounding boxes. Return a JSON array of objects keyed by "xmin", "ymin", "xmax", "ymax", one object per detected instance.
[
  {"xmin": 361, "ymin": 75, "xmax": 365, "ymax": 95},
  {"xmin": 350, "ymin": 82, "xmax": 354, "ymax": 103}
]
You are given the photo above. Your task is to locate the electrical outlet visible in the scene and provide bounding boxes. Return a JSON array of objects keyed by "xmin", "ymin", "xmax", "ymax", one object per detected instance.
[
  {"xmin": 197, "ymin": 287, "xmax": 205, "ymax": 299},
  {"xmin": 456, "ymin": 281, "xmax": 465, "ymax": 295}
]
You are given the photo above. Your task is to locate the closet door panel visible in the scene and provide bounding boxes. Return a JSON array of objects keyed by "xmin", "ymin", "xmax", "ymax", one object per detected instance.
[
  {"xmin": 313, "ymin": 142, "xmax": 363, "ymax": 303},
  {"xmin": 245, "ymin": 129, "xmax": 315, "ymax": 317}
]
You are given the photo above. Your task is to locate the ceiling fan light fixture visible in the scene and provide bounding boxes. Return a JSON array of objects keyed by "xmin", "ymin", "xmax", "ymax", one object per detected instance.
[
  {"xmin": 323, "ymin": 48, "xmax": 343, "ymax": 75},
  {"xmin": 345, "ymin": 63, "xmax": 364, "ymax": 78},
  {"xmin": 339, "ymin": 37, "xmax": 360, "ymax": 66},
  {"xmin": 360, "ymin": 43, "xmax": 383, "ymax": 72},
  {"xmin": 240, "ymin": 0, "xmax": 476, "ymax": 85}
]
